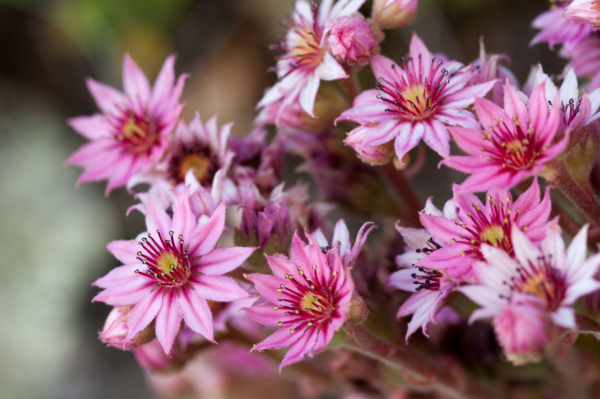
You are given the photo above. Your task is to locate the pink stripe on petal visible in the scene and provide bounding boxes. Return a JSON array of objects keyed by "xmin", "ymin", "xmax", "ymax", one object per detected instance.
[
  {"xmin": 422, "ymin": 120, "xmax": 450, "ymax": 158},
  {"xmin": 155, "ymin": 289, "xmax": 183, "ymax": 355},
  {"xmin": 68, "ymin": 115, "xmax": 111, "ymax": 140},
  {"xmin": 503, "ymin": 83, "xmax": 529, "ymax": 128},
  {"xmin": 449, "ymin": 127, "xmax": 489, "ymax": 155},
  {"xmin": 419, "ymin": 214, "xmax": 464, "ymax": 245},
  {"xmin": 394, "ymin": 122, "xmax": 423, "ymax": 160},
  {"xmin": 453, "ymin": 167, "xmax": 511, "ymax": 194},
  {"xmin": 188, "ymin": 202, "xmax": 226, "ymax": 256},
  {"xmin": 145, "ymin": 197, "xmax": 173, "ymax": 239},
  {"xmin": 243, "ymin": 304, "xmax": 296, "ymax": 326},
  {"xmin": 246, "ymin": 274, "xmax": 286, "ymax": 304},
  {"xmin": 86, "ymin": 78, "xmax": 126, "ymax": 115},
  {"xmin": 179, "ymin": 287, "xmax": 214, "ymax": 342},
  {"xmin": 93, "ymin": 278, "xmax": 154, "ymax": 306},
  {"xmin": 93, "ymin": 263, "xmax": 139, "ymax": 288},
  {"xmin": 171, "ymin": 187, "xmax": 195, "ymax": 240},
  {"xmin": 253, "ymin": 323, "xmax": 306, "ymax": 352},
  {"xmin": 280, "ymin": 327, "xmax": 318, "ymax": 370},
  {"xmin": 444, "ymin": 80, "xmax": 496, "ymax": 109},
  {"xmin": 194, "ymin": 246, "xmax": 256, "ymax": 275},
  {"xmin": 190, "ymin": 275, "xmax": 250, "ymax": 302},
  {"xmin": 371, "ymin": 55, "xmax": 403, "ymax": 84},
  {"xmin": 150, "ymin": 55, "xmax": 176, "ymax": 113},
  {"xmin": 265, "ymin": 254, "xmax": 299, "ymax": 280},
  {"xmin": 125, "ymin": 288, "xmax": 163, "ymax": 343},
  {"xmin": 474, "ymin": 97, "xmax": 505, "ymax": 131},
  {"xmin": 106, "ymin": 240, "xmax": 139, "ymax": 264},
  {"xmin": 440, "ymin": 156, "xmax": 490, "ymax": 172},
  {"xmin": 361, "ymin": 119, "xmax": 400, "ymax": 147},
  {"xmin": 123, "ymin": 54, "xmax": 151, "ymax": 104},
  {"xmin": 65, "ymin": 140, "xmax": 113, "ymax": 166}
]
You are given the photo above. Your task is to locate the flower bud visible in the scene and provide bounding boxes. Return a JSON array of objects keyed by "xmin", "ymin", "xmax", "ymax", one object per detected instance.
[
  {"xmin": 347, "ymin": 295, "xmax": 369, "ymax": 324},
  {"xmin": 327, "ymin": 15, "xmax": 381, "ymax": 66},
  {"xmin": 100, "ymin": 306, "xmax": 156, "ymax": 350},
  {"xmin": 345, "ymin": 125, "xmax": 395, "ymax": 165},
  {"xmin": 371, "ymin": 0, "xmax": 418, "ymax": 30},
  {"xmin": 493, "ymin": 297, "xmax": 549, "ymax": 366},
  {"xmin": 134, "ymin": 339, "xmax": 186, "ymax": 373}
]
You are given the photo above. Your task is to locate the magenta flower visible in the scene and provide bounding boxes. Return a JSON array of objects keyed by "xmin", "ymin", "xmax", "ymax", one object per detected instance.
[
  {"xmin": 93, "ymin": 188, "xmax": 255, "ymax": 354},
  {"xmin": 313, "ymin": 219, "xmax": 376, "ymax": 268},
  {"xmin": 243, "ymin": 232, "xmax": 354, "ymax": 370},
  {"xmin": 338, "ymin": 33, "xmax": 496, "ymax": 165},
  {"xmin": 460, "ymin": 225, "xmax": 600, "ymax": 364},
  {"xmin": 66, "ymin": 54, "xmax": 187, "ymax": 194},
  {"xmin": 531, "ymin": 4, "xmax": 595, "ymax": 50},
  {"xmin": 388, "ymin": 198, "xmax": 459, "ymax": 340},
  {"xmin": 259, "ymin": 0, "xmax": 364, "ymax": 121},
  {"xmin": 418, "ymin": 179, "xmax": 555, "ymax": 281},
  {"xmin": 327, "ymin": 15, "xmax": 381, "ymax": 66},
  {"xmin": 566, "ymin": 0, "xmax": 600, "ymax": 28},
  {"xmin": 442, "ymin": 82, "xmax": 567, "ymax": 194}
]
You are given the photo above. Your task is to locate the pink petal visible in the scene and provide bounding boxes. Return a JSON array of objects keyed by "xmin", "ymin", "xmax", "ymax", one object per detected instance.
[
  {"xmin": 123, "ymin": 54, "xmax": 151, "ymax": 104},
  {"xmin": 503, "ymin": 83, "xmax": 529, "ymax": 128},
  {"xmin": 106, "ymin": 240, "xmax": 139, "ymax": 264},
  {"xmin": 93, "ymin": 263, "xmax": 139, "ymax": 289},
  {"xmin": 155, "ymin": 289, "xmax": 183, "ymax": 354},
  {"xmin": 361, "ymin": 119, "xmax": 400, "ymax": 147},
  {"xmin": 253, "ymin": 323, "xmax": 306, "ymax": 352},
  {"xmin": 179, "ymin": 287, "xmax": 215, "ymax": 342},
  {"xmin": 171, "ymin": 187, "xmax": 195, "ymax": 240},
  {"xmin": 422, "ymin": 119, "xmax": 450, "ymax": 158},
  {"xmin": 93, "ymin": 278, "xmax": 154, "ymax": 305},
  {"xmin": 65, "ymin": 139, "xmax": 113, "ymax": 167},
  {"xmin": 394, "ymin": 122, "xmax": 423, "ymax": 160},
  {"xmin": 245, "ymin": 274, "xmax": 285, "ymax": 304},
  {"xmin": 440, "ymin": 155, "xmax": 491, "ymax": 173},
  {"xmin": 408, "ymin": 33, "xmax": 433, "ymax": 67},
  {"xmin": 474, "ymin": 96, "xmax": 505, "ymax": 131},
  {"xmin": 125, "ymin": 288, "xmax": 163, "ymax": 343},
  {"xmin": 299, "ymin": 73, "xmax": 320, "ymax": 117},
  {"xmin": 150, "ymin": 55, "xmax": 176, "ymax": 113},
  {"xmin": 145, "ymin": 196, "xmax": 173, "ymax": 238},
  {"xmin": 86, "ymin": 78, "xmax": 126, "ymax": 115},
  {"xmin": 444, "ymin": 80, "xmax": 497, "ymax": 109},
  {"xmin": 448, "ymin": 127, "xmax": 489, "ymax": 155},
  {"xmin": 188, "ymin": 202, "xmax": 226, "ymax": 256},
  {"xmin": 68, "ymin": 115, "xmax": 111, "ymax": 141},
  {"xmin": 370, "ymin": 55, "xmax": 402, "ymax": 85},
  {"xmin": 190, "ymin": 275, "xmax": 250, "ymax": 302},
  {"xmin": 419, "ymin": 214, "xmax": 464, "ymax": 245},
  {"xmin": 194, "ymin": 246, "xmax": 256, "ymax": 275},
  {"xmin": 265, "ymin": 254, "xmax": 299, "ymax": 280},
  {"xmin": 280, "ymin": 327, "xmax": 318, "ymax": 370},
  {"xmin": 243, "ymin": 304, "xmax": 296, "ymax": 326},
  {"xmin": 453, "ymin": 167, "xmax": 513, "ymax": 194}
]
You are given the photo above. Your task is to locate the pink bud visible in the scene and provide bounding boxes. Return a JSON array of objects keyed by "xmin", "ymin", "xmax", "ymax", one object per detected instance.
[
  {"xmin": 372, "ymin": 0, "xmax": 418, "ymax": 30},
  {"xmin": 100, "ymin": 306, "xmax": 155, "ymax": 350},
  {"xmin": 493, "ymin": 297, "xmax": 549, "ymax": 366},
  {"xmin": 344, "ymin": 125, "xmax": 395, "ymax": 165},
  {"xmin": 134, "ymin": 339, "xmax": 186, "ymax": 373},
  {"xmin": 327, "ymin": 15, "xmax": 381, "ymax": 66}
]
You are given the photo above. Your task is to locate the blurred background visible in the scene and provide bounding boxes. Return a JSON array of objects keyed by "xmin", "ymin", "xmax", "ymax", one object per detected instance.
[{"xmin": 0, "ymin": 0, "xmax": 564, "ymax": 398}]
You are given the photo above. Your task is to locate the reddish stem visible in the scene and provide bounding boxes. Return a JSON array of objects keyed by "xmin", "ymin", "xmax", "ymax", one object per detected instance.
[{"xmin": 381, "ymin": 163, "xmax": 423, "ymax": 227}]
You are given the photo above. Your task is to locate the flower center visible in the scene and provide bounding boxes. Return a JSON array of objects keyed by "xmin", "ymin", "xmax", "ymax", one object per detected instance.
[
  {"xmin": 272, "ymin": 264, "xmax": 340, "ymax": 332},
  {"xmin": 375, "ymin": 56, "xmax": 450, "ymax": 122},
  {"xmin": 478, "ymin": 116, "xmax": 547, "ymax": 171},
  {"xmin": 480, "ymin": 224, "xmax": 505, "ymax": 247},
  {"xmin": 503, "ymin": 259, "xmax": 566, "ymax": 311},
  {"xmin": 168, "ymin": 146, "xmax": 218, "ymax": 185},
  {"xmin": 135, "ymin": 230, "xmax": 191, "ymax": 288},
  {"xmin": 116, "ymin": 112, "xmax": 159, "ymax": 154}
]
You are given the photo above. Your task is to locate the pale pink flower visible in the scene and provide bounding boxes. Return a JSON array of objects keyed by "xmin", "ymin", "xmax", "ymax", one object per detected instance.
[
  {"xmin": 419, "ymin": 179, "xmax": 555, "ymax": 281},
  {"xmin": 93, "ymin": 188, "xmax": 255, "ymax": 354},
  {"xmin": 338, "ymin": 33, "xmax": 496, "ymax": 164},
  {"xmin": 564, "ymin": 34, "xmax": 600, "ymax": 90},
  {"xmin": 243, "ymin": 231, "xmax": 354, "ymax": 370},
  {"xmin": 469, "ymin": 39, "xmax": 519, "ymax": 106},
  {"xmin": 442, "ymin": 82, "xmax": 567, "ymax": 194},
  {"xmin": 533, "ymin": 67, "xmax": 600, "ymax": 133},
  {"xmin": 313, "ymin": 219, "xmax": 376, "ymax": 268},
  {"xmin": 460, "ymin": 225, "xmax": 600, "ymax": 365},
  {"xmin": 371, "ymin": 0, "xmax": 418, "ymax": 30},
  {"xmin": 566, "ymin": 0, "xmax": 600, "ymax": 28},
  {"xmin": 327, "ymin": 15, "xmax": 380, "ymax": 66},
  {"xmin": 531, "ymin": 4, "xmax": 595, "ymax": 51},
  {"xmin": 66, "ymin": 54, "xmax": 186, "ymax": 194},
  {"xmin": 259, "ymin": 0, "xmax": 364, "ymax": 120},
  {"xmin": 388, "ymin": 198, "xmax": 459, "ymax": 339}
]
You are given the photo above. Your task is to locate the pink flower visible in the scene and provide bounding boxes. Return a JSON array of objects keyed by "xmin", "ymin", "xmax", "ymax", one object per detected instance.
[
  {"xmin": 565, "ymin": 34, "xmax": 600, "ymax": 91},
  {"xmin": 66, "ymin": 54, "xmax": 187, "ymax": 194},
  {"xmin": 418, "ymin": 179, "xmax": 555, "ymax": 281},
  {"xmin": 338, "ymin": 33, "xmax": 496, "ymax": 165},
  {"xmin": 243, "ymin": 231, "xmax": 355, "ymax": 370},
  {"xmin": 371, "ymin": 0, "xmax": 418, "ymax": 30},
  {"xmin": 460, "ymin": 225, "xmax": 600, "ymax": 365},
  {"xmin": 259, "ymin": 0, "xmax": 363, "ymax": 120},
  {"xmin": 469, "ymin": 39, "xmax": 519, "ymax": 106},
  {"xmin": 533, "ymin": 67, "xmax": 600, "ymax": 133},
  {"xmin": 93, "ymin": 187, "xmax": 255, "ymax": 354},
  {"xmin": 388, "ymin": 198, "xmax": 459, "ymax": 339},
  {"xmin": 100, "ymin": 305, "xmax": 155, "ymax": 350},
  {"xmin": 566, "ymin": 0, "xmax": 600, "ymax": 28},
  {"xmin": 442, "ymin": 82, "xmax": 567, "ymax": 194},
  {"xmin": 327, "ymin": 15, "xmax": 380, "ymax": 66},
  {"xmin": 531, "ymin": 4, "xmax": 595, "ymax": 50},
  {"xmin": 313, "ymin": 219, "xmax": 376, "ymax": 268}
]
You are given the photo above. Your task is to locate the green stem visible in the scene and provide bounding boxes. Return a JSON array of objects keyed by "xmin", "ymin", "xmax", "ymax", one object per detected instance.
[{"xmin": 341, "ymin": 324, "xmax": 495, "ymax": 399}]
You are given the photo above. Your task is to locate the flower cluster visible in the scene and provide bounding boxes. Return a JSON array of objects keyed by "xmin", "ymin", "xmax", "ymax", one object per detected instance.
[{"xmin": 67, "ymin": 0, "xmax": 600, "ymax": 397}]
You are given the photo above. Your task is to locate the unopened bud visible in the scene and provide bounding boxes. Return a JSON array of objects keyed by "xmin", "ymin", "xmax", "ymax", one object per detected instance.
[
  {"xmin": 345, "ymin": 126, "xmax": 395, "ymax": 166},
  {"xmin": 372, "ymin": 0, "xmax": 418, "ymax": 30},
  {"xmin": 348, "ymin": 295, "xmax": 369, "ymax": 324},
  {"xmin": 327, "ymin": 15, "xmax": 381, "ymax": 67},
  {"xmin": 100, "ymin": 306, "xmax": 155, "ymax": 350}
]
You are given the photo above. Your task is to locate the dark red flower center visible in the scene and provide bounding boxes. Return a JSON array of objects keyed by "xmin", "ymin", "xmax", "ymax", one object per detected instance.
[
  {"xmin": 168, "ymin": 144, "xmax": 218, "ymax": 185},
  {"xmin": 115, "ymin": 111, "xmax": 160, "ymax": 155},
  {"xmin": 135, "ymin": 230, "xmax": 192, "ymax": 289}
]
